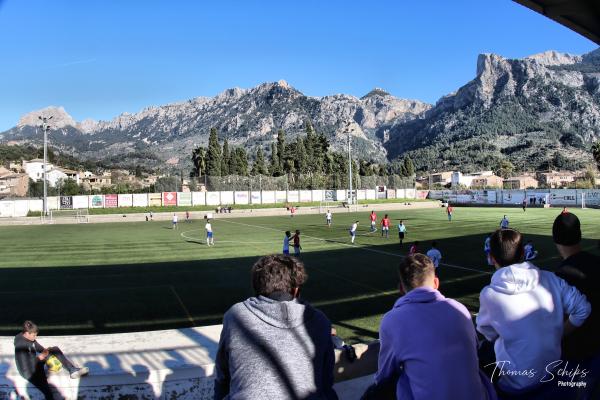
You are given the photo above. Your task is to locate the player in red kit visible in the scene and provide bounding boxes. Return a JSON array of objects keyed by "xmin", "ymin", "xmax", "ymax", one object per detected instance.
[
  {"xmin": 369, "ymin": 211, "xmax": 377, "ymax": 232},
  {"xmin": 381, "ymin": 214, "xmax": 391, "ymax": 238}
]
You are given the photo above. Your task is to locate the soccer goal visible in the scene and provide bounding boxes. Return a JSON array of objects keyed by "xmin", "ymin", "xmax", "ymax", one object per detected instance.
[{"xmin": 48, "ymin": 209, "xmax": 90, "ymax": 224}]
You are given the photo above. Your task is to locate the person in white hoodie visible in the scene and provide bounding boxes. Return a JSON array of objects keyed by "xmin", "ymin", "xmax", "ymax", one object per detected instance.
[{"xmin": 476, "ymin": 228, "xmax": 591, "ymax": 395}]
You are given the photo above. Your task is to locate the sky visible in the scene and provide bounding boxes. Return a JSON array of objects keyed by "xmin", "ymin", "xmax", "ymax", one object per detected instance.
[{"xmin": 0, "ymin": 0, "xmax": 597, "ymax": 131}]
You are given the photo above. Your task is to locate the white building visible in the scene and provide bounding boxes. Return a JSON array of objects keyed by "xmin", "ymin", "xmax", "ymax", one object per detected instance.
[
  {"xmin": 22, "ymin": 159, "xmax": 68, "ymax": 187},
  {"xmin": 451, "ymin": 171, "xmax": 494, "ymax": 188}
]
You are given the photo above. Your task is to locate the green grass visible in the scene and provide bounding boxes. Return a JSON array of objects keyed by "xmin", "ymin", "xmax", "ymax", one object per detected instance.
[{"xmin": 2, "ymin": 207, "xmax": 599, "ymax": 343}]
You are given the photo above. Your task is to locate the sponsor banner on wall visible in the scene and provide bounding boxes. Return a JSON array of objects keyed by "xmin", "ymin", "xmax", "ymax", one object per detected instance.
[
  {"xmin": 191, "ymin": 191, "xmax": 205, "ymax": 206},
  {"xmin": 104, "ymin": 194, "xmax": 118, "ymax": 208},
  {"xmin": 118, "ymin": 194, "xmax": 133, "ymax": 207},
  {"xmin": 14, "ymin": 200, "xmax": 29, "ymax": 216},
  {"xmin": 60, "ymin": 196, "xmax": 73, "ymax": 209},
  {"xmin": 0, "ymin": 201, "xmax": 14, "ymax": 217},
  {"xmin": 487, "ymin": 191, "xmax": 497, "ymax": 204},
  {"xmin": 287, "ymin": 191, "xmax": 299, "ymax": 203},
  {"xmin": 177, "ymin": 192, "xmax": 192, "ymax": 207},
  {"xmin": 584, "ymin": 190, "xmax": 600, "ymax": 206},
  {"xmin": 405, "ymin": 189, "xmax": 416, "ymax": 199},
  {"xmin": 47, "ymin": 196, "xmax": 59, "ymax": 210},
  {"xmin": 275, "ymin": 191, "xmax": 287, "ymax": 203},
  {"xmin": 89, "ymin": 195, "xmax": 104, "ymax": 208},
  {"xmin": 162, "ymin": 192, "xmax": 177, "ymax": 206},
  {"xmin": 73, "ymin": 196, "xmax": 88, "ymax": 209},
  {"xmin": 415, "ymin": 190, "xmax": 429, "ymax": 200},
  {"xmin": 386, "ymin": 189, "xmax": 396, "ymax": 199},
  {"xmin": 251, "ymin": 191, "xmax": 261, "ymax": 204},
  {"xmin": 324, "ymin": 190, "xmax": 335, "ymax": 201},
  {"xmin": 148, "ymin": 193, "xmax": 162, "ymax": 206},
  {"xmin": 357, "ymin": 190, "xmax": 366, "ymax": 200},
  {"xmin": 28, "ymin": 199, "xmax": 43, "ymax": 212},
  {"xmin": 262, "ymin": 191, "xmax": 276, "ymax": 204},
  {"xmin": 133, "ymin": 193, "xmax": 148, "ymax": 207},
  {"xmin": 206, "ymin": 192, "xmax": 220, "ymax": 205},
  {"xmin": 220, "ymin": 191, "xmax": 234, "ymax": 205},
  {"xmin": 312, "ymin": 190, "xmax": 323, "ymax": 202},
  {"xmin": 235, "ymin": 191, "xmax": 249, "ymax": 204},
  {"xmin": 299, "ymin": 190, "xmax": 312, "ymax": 202},
  {"xmin": 550, "ymin": 189, "xmax": 577, "ymax": 205},
  {"xmin": 502, "ymin": 191, "xmax": 525, "ymax": 204}
]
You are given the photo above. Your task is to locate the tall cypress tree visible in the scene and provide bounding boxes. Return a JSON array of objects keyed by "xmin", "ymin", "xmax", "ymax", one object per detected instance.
[
  {"xmin": 295, "ymin": 137, "xmax": 307, "ymax": 174},
  {"xmin": 207, "ymin": 128, "xmax": 222, "ymax": 176},
  {"xmin": 276, "ymin": 129, "xmax": 286, "ymax": 173},
  {"xmin": 403, "ymin": 156, "xmax": 415, "ymax": 177},
  {"xmin": 269, "ymin": 142, "xmax": 280, "ymax": 176},
  {"xmin": 304, "ymin": 121, "xmax": 315, "ymax": 171},
  {"xmin": 235, "ymin": 148, "xmax": 249, "ymax": 176},
  {"xmin": 221, "ymin": 137, "xmax": 230, "ymax": 176},
  {"xmin": 252, "ymin": 146, "xmax": 267, "ymax": 175}
]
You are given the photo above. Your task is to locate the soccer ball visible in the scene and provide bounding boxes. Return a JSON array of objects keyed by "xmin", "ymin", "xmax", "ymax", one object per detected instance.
[{"xmin": 46, "ymin": 355, "xmax": 63, "ymax": 373}]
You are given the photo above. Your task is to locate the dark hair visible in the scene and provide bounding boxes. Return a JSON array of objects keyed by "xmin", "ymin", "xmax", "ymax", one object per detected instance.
[
  {"xmin": 552, "ymin": 212, "xmax": 581, "ymax": 246},
  {"xmin": 23, "ymin": 320, "xmax": 38, "ymax": 334},
  {"xmin": 384, "ymin": 214, "xmax": 388, "ymax": 218},
  {"xmin": 251, "ymin": 255, "xmax": 307, "ymax": 297},
  {"xmin": 285, "ymin": 230, "xmax": 291, "ymax": 236},
  {"xmin": 398, "ymin": 254, "xmax": 435, "ymax": 291},
  {"xmin": 295, "ymin": 229, "xmax": 300, "ymax": 234},
  {"xmin": 490, "ymin": 229, "xmax": 523, "ymax": 267}
]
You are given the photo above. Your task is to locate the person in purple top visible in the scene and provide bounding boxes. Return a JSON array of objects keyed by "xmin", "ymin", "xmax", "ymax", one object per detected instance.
[{"xmin": 362, "ymin": 254, "xmax": 496, "ymax": 400}]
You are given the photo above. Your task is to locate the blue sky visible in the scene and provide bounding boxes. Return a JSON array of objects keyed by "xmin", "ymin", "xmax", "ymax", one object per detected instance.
[{"xmin": 0, "ymin": 0, "xmax": 596, "ymax": 131}]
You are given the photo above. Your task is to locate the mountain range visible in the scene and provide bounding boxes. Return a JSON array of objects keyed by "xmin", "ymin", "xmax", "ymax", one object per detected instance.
[{"xmin": 2, "ymin": 48, "xmax": 599, "ymax": 173}]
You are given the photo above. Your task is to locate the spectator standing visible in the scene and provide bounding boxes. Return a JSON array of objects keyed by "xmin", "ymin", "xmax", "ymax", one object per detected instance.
[{"xmin": 426, "ymin": 241, "xmax": 442, "ymax": 269}]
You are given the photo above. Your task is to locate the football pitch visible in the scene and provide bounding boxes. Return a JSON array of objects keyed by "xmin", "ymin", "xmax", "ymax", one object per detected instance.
[{"xmin": 1, "ymin": 207, "xmax": 599, "ymax": 343}]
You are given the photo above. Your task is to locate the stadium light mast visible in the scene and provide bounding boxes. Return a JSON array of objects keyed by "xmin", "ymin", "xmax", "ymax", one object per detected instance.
[
  {"xmin": 344, "ymin": 122, "xmax": 354, "ymax": 205},
  {"xmin": 38, "ymin": 116, "xmax": 53, "ymax": 216}
]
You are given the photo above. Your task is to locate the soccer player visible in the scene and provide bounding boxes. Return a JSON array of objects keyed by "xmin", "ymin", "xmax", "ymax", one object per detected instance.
[
  {"xmin": 369, "ymin": 211, "xmax": 377, "ymax": 232},
  {"xmin": 562, "ymin": 206, "xmax": 569, "ymax": 214},
  {"xmin": 380, "ymin": 214, "xmax": 390, "ymax": 238},
  {"xmin": 283, "ymin": 231, "xmax": 291, "ymax": 255},
  {"xmin": 397, "ymin": 220, "xmax": 407, "ymax": 246},
  {"xmin": 408, "ymin": 241, "xmax": 419, "ymax": 256},
  {"xmin": 426, "ymin": 241, "xmax": 442, "ymax": 269},
  {"xmin": 484, "ymin": 234, "xmax": 493, "ymax": 266},
  {"xmin": 149, "ymin": 210, "xmax": 153, "ymax": 221},
  {"xmin": 500, "ymin": 215, "xmax": 509, "ymax": 229},
  {"xmin": 325, "ymin": 210, "xmax": 332, "ymax": 227},
  {"xmin": 524, "ymin": 240, "xmax": 538, "ymax": 260},
  {"xmin": 290, "ymin": 206, "xmax": 296, "ymax": 218},
  {"xmin": 205, "ymin": 219, "xmax": 214, "ymax": 246},
  {"xmin": 522, "ymin": 199, "xmax": 527, "ymax": 212},
  {"xmin": 446, "ymin": 204, "xmax": 453, "ymax": 221},
  {"xmin": 350, "ymin": 221, "xmax": 359, "ymax": 244},
  {"xmin": 185, "ymin": 210, "xmax": 191, "ymax": 223},
  {"xmin": 291, "ymin": 230, "xmax": 302, "ymax": 256},
  {"xmin": 14, "ymin": 321, "xmax": 89, "ymax": 400},
  {"xmin": 172, "ymin": 213, "xmax": 178, "ymax": 229}
]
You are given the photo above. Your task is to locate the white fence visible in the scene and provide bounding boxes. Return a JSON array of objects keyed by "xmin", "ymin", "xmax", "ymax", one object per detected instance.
[
  {"xmin": 0, "ymin": 188, "xmax": 419, "ymax": 218},
  {"xmin": 427, "ymin": 189, "xmax": 600, "ymax": 207}
]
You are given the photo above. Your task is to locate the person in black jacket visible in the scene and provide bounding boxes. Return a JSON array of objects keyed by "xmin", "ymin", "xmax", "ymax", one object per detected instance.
[{"xmin": 14, "ymin": 321, "xmax": 89, "ymax": 399}]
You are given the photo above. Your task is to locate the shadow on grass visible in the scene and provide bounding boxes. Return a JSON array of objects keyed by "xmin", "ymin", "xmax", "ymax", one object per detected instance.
[{"xmin": 0, "ymin": 233, "xmax": 590, "ymax": 337}]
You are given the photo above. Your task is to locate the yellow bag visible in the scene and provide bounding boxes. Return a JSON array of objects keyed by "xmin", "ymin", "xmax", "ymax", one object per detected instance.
[{"xmin": 46, "ymin": 354, "xmax": 63, "ymax": 373}]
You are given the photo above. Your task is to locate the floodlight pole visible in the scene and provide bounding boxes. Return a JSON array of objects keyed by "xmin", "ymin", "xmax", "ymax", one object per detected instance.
[{"xmin": 39, "ymin": 116, "xmax": 53, "ymax": 216}]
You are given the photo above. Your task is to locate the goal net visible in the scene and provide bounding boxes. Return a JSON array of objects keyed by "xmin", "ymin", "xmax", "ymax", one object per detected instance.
[{"xmin": 48, "ymin": 209, "xmax": 90, "ymax": 224}]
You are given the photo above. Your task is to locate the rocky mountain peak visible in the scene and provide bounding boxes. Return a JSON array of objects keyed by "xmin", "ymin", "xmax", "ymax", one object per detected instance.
[
  {"xmin": 361, "ymin": 88, "xmax": 391, "ymax": 99},
  {"xmin": 17, "ymin": 106, "xmax": 77, "ymax": 129},
  {"xmin": 525, "ymin": 50, "xmax": 581, "ymax": 66}
]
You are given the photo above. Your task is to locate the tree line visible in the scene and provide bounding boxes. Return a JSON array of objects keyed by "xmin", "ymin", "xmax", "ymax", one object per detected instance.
[{"xmin": 190, "ymin": 122, "xmax": 416, "ymax": 180}]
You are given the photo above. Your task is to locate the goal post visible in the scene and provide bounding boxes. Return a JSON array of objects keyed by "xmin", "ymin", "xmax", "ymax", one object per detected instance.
[{"xmin": 48, "ymin": 209, "xmax": 89, "ymax": 223}]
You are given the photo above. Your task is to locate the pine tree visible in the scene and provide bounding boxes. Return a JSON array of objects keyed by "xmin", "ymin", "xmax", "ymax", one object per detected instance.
[
  {"xmin": 207, "ymin": 128, "xmax": 222, "ymax": 176},
  {"xmin": 403, "ymin": 156, "xmax": 415, "ymax": 177},
  {"xmin": 221, "ymin": 137, "xmax": 230, "ymax": 176},
  {"xmin": 277, "ymin": 129, "xmax": 286, "ymax": 173},
  {"xmin": 235, "ymin": 148, "xmax": 249, "ymax": 176},
  {"xmin": 295, "ymin": 137, "xmax": 307, "ymax": 174},
  {"xmin": 252, "ymin": 147, "xmax": 267, "ymax": 175},
  {"xmin": 269, "ymin": 142, "xmax": 280, "ymax": 176}
]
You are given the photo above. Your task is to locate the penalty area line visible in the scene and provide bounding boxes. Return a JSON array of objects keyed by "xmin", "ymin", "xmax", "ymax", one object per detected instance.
[{"xmin": 170, "ymin": 285, "xmax": 195, "ymax": 326}]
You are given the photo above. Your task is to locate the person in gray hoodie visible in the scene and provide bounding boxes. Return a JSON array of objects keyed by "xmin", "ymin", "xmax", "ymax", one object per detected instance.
[{"xmin": 214, "ymin": 254, "xmax": 338, "ymax": 400}]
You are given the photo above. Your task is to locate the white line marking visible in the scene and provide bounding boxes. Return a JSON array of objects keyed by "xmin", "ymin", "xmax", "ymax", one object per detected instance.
[{"xmin": 219, "ymin": 218, "xmax": 492, "ymax": 275}]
